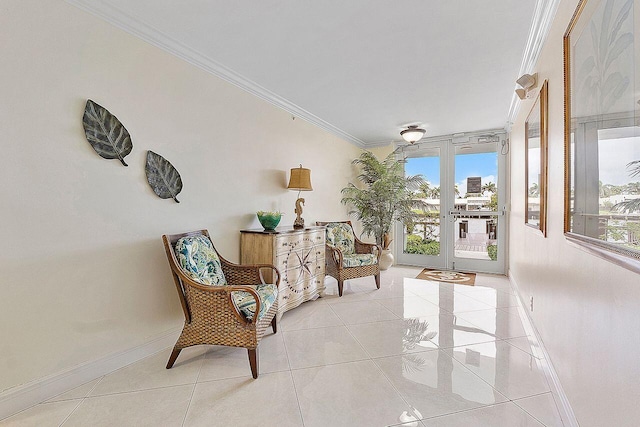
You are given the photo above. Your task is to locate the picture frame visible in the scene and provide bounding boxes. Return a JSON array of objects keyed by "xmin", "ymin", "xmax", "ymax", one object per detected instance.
[
  {"xmin": 525, "ymin": 80, "xmax": 549, "ymax": 236},
  {"xmin": 564, "ymin": 0, "xmax": 640, "ymax": 272}
]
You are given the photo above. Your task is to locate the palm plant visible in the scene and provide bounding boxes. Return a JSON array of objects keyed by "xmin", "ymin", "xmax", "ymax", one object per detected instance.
[
  {"xmin": 482, "ymin": 182, "xmax": 496, "ymax": 195},
  {"xmin": 341, "ymin": 151, "xmax": 426, "ymax": 249}
]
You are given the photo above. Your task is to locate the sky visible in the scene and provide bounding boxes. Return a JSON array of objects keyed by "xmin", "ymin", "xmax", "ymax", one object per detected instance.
[
  {"xmin": 405, "ymin": 152, "xmax": 498, "ymax": 196},
  {"xmin": 597, "ymin": 136, "xmax": 640, "ymax": 186}
]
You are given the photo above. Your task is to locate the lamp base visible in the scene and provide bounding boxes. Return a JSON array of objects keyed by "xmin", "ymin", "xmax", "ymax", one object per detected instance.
[{"xmin": 293, "ymin": 198, "xmax": 305, "ymax": 229}]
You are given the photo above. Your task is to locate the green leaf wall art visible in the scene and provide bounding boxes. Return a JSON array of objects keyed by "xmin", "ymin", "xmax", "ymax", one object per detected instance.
[
  {"xmin": 145, "ymin": 151, "xmax": 183, "ymax": 203},
  {"xmin": 82, "ymin": 100, "xmax": 133, "ymax": 166}
]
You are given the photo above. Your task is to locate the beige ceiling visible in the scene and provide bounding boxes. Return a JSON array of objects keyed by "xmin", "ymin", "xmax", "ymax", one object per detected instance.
[{"xmin": 68, "ymin": 0, "xmax": 539, "ymax": 147}]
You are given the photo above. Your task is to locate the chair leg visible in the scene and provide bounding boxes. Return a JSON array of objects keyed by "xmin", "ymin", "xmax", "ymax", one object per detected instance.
[
  {"xmin": 271, "ymin": 315, "xmax": 278, "ymax": 334},
  {"xmin": 375, "ymin": 272, "xmax": 381, "ymax": 289},
  {"xmin": 248, "ymin": 348, "xmax": 259, "ymax": 379},
  {"xmin": 337, "ymin": 279, "xmax": 344, "ymax": 297},
  {"xmin": 166, "ymin": 346, "xmax": 182, "ymax": 369}
]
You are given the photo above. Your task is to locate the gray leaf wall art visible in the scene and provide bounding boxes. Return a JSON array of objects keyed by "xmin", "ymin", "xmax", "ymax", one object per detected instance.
[
  {"xmin": 82, "ymin": 100, "xmax": 133, "ymax": 166},
  {"xmin": 145, "ymin": 151, "xmax": 183, "ymax": 203}
]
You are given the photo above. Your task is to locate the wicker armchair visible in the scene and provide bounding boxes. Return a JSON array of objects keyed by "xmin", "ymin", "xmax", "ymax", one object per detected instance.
[
  {"xmin": 162, "ymin": 230, "xmax": 279, "ymax": 379},
  {"xmin": 316, "ymin": 221, "xmax": 381, "ymax": 296}
]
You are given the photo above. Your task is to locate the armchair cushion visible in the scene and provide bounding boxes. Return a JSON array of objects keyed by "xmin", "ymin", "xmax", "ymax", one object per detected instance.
[
  {"xmin": 175, "ymin": 235, "xmax": 227, "ymax": 286},
  {"xmin": 232, "ymin": 284, "xmax": 278, "ymax": 321},
  {"xmin": 326, "ymin": 222, "xmax": 355, "ymax": 255},
  {"xmin": 342, "ymin": 253, "xmax": 378, "ymax": 268}
]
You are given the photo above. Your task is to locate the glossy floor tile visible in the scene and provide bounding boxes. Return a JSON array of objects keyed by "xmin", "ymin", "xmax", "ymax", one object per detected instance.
[
  {"xmin": 378, "ymin": 296, "xmax": 443, "ymax": 318},
  {"xmin": 514, "ymin": 392, "xmax": 565, "ymax": 427},
  {"xmin": 278, "ymin": 300, "xmax": 343, "ymax": 331},
  {"xmin": 447, "ymin": 341, "xmax": 550, "ymax": 400},
  {"xmin": 422, "ymin": 402, "xmax": 545, "ymax": 426},
  {"xmin": 292, "ymin": 360, "xmax": 418, "ymax": 427},
  {"xmin": 348, "ymin": 318, "xmax": 440, "ymax": 357},
  {"xmin": 45, "ymin": 378, "xmax": 102, "ymax": 403},
  {"xmin": 88, "ymin": 347, "xmax": 205, "ymax": 397},
  {"xmin": 283, "ymin": 325, "xmax": 369, "ymax": 369},
  {"xmin": 1, "ymin": 267, "xmax": 564, "ymax": 427},
  {"xmin": 184, "ymin": 372, "xmax": 303, "ymax": 427},
  {"xmin": 374, "ymin": 351, "xmax": 509, "ymax": 418},
  {"xmin": 456, "ymin": 308, "xmax": 529, "ymax": 340},
  {"xmin": 197, "ymin": 332, "xmax": 290, "ymax": 381},
  {"xmin": 328, "ymin": 299, "xmax": 400, "ymax": 324},
  {"xmin": 0, "ymin": 400, "xmax": 81, "ymax": 427},
  {"xmin": 65, "ymin": 385, "xmax": 193, "ymax": 427}
]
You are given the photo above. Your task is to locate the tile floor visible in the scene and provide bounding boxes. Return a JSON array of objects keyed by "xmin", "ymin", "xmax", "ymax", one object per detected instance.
[{"xmin": 1, "ymin": 266, "xmax": 565, "ymax": 427}]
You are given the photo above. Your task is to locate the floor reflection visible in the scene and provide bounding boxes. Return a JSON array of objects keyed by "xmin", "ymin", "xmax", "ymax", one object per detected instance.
[{"xmin": 395, "ymin": 278, "xmax": 542, "ymax": 408}]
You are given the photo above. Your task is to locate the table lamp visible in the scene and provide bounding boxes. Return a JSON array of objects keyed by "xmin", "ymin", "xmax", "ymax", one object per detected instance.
[{"xmin": 287, "ymin": 165, "xmax": 313, "ymax": 228}]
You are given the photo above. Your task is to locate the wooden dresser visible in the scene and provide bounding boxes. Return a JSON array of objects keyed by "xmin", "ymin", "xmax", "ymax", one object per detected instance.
[{"xmin": 240, "ymin": 226, "xmax": 326, "ymax": 319}]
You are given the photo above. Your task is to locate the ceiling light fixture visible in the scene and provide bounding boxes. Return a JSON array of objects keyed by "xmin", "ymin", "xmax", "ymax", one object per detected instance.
[{"xmin": 400, "ymin": 125, "xmax": 426, "ymax": 144}]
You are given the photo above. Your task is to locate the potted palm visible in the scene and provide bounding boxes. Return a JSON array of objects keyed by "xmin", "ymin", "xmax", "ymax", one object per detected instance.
[{"xmin": 341, "ymin": 151, "xmax": 426, "ymax": 269}]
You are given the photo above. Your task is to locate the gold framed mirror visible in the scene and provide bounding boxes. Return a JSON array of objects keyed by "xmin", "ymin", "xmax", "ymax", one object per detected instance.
[
  {"xmin": 564, "ymin": 0, "xmax": 640, "ymax": 271},
  {"xmin": 526, "ymin": 80, "xmax": 549, "ymax": 236}
]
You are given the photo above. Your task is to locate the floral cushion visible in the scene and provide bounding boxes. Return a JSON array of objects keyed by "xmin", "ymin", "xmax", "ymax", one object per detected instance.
[
  {"xmin": 232, "ymin": 284, "xmax": 278, "ymax": 321},
  {"xmin": 343, "ymin": 253, "xmax": 377, "ymax": 268},
  {"xmin": 326, "ymin": 222, "xmax": 355, "ymax": 255},
  {"xmin": 175, "ymin": 235, "xmax": 227, "ymax": 286}
]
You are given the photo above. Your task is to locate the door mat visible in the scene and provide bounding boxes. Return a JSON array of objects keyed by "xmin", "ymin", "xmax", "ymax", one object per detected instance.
[{"xmin": 416, "ymin": 269, "xmax": 476, "ymax": 286}]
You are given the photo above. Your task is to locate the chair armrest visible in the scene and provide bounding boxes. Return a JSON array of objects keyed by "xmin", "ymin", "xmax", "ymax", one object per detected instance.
[
  {"xmin": 354, "ymin": 239, "xmax": 383, "ymax": 260},
  {"xmin": 219, "ymin": 257, "xmax": 281, "ymax": 287},
  {"xmin": 181, "ymin": 276, "xmax": 270, "ymax": 326},
  {"xmin": 225, "ymin": 285, "xmax": 262, "ymax": 325},
  {"xmin": 325, "ymin": 245, "xmax": 344, "ymax": 268}
]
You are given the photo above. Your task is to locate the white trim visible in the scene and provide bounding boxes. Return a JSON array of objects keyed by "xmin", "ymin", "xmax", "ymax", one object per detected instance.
[
  {"xmin": 506, "ymin": 0, "xmax": 562, "ymax": 129},
  {"xmin": 0, "ymin": 327, "xmax": 180, "ymax": 421},
  {"xmin": 508, "ymin": 271, "xmax": 580, "ymax": 427},
  {"xmin": 64, "ymin": 0, "xmax": 367, "ymax": 148}
]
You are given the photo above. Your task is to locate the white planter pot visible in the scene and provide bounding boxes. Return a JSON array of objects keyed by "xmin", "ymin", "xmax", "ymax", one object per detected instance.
[{"xmin": 379, "ymin": 249, "xmax": 394, "ymax": 270}]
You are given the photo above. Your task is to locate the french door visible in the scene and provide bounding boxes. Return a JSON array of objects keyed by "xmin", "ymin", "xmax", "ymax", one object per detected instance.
[{"xmin": 395, "ymin": 132, "xmax": 507, "ymax": 274}]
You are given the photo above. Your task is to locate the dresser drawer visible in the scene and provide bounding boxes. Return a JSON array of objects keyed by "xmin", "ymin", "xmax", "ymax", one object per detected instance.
[
  {"xmin": 275, "ymin": 230, "xmax": 324, "ymax": 256},
  {"xmin": 240, "ymin": 226, "xmax": 326, "ymax": 319}
]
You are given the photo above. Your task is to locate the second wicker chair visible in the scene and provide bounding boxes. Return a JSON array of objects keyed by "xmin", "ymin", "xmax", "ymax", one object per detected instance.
[{"xmin": 316, "ymin": 221, "xmax": 381, "ymax": 296}]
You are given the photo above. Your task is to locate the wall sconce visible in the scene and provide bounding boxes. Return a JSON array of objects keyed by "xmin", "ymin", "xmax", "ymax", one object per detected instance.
[
  {"xmin": 400, "ymin": 125, "xmax": 426, "ymax": 144},
  {"xmin": 515, "ymin": 73, "xmax": 538, "ymax": 100},
  {"xmin": 287, "ymin": 165, "xmax": 313, "ymax": 228}
]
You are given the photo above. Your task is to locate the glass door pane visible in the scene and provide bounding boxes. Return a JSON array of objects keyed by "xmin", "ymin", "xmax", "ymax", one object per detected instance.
[
  {"xmin": 397, "ymin": 143, "xmax": 447, "ymax": 269},
  {"xmin": 450, "ymin": 141, "xmax": 504, "ymax": 273}
]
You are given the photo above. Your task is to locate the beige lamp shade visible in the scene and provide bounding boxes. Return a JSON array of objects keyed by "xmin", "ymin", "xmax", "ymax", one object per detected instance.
[{"xmin": 287, "ymin": 166, "xmax": 313, "ymax": 191}]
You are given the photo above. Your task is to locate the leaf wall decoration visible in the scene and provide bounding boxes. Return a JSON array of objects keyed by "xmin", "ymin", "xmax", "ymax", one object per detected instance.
[
  {"xmin": 145, "ymin": 151, "xmax": 183, "ymax": 203},
  {"xmin": 82, "ymin": 100, "xmax": 133, "ymax": 166}
]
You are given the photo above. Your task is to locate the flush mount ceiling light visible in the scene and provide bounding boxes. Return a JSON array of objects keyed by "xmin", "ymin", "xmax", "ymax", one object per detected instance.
[{"xmin": 400, "ymin": 125, "xmax": 426, "ymax": 144}]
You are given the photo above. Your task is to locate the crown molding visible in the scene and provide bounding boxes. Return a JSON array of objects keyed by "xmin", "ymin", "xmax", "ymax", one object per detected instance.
[
  {"xmin": 507, "ymin": 0, "xmax": 562, "ymax": 128},
  {"xmin": 65, "ymin": 0, "xmax": 367, "ymax": 148}
]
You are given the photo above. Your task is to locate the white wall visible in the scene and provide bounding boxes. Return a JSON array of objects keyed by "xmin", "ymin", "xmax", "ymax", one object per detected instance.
[
  {"xmin": 508, "ymin": 1, "xmax": 640, "ymax": 426},
  {"xmin": 0, "ymin": 0, "xmax": 362, "ymax": 393}
]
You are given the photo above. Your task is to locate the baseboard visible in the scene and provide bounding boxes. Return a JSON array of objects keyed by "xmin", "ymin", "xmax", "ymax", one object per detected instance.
[
  {"xmin": 508, "ymin": 270, "xmax": 579, "ymax": 427},
  {"xmin": 0, "ymin": 327, "xmax": 181, "ymax": 421}
]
